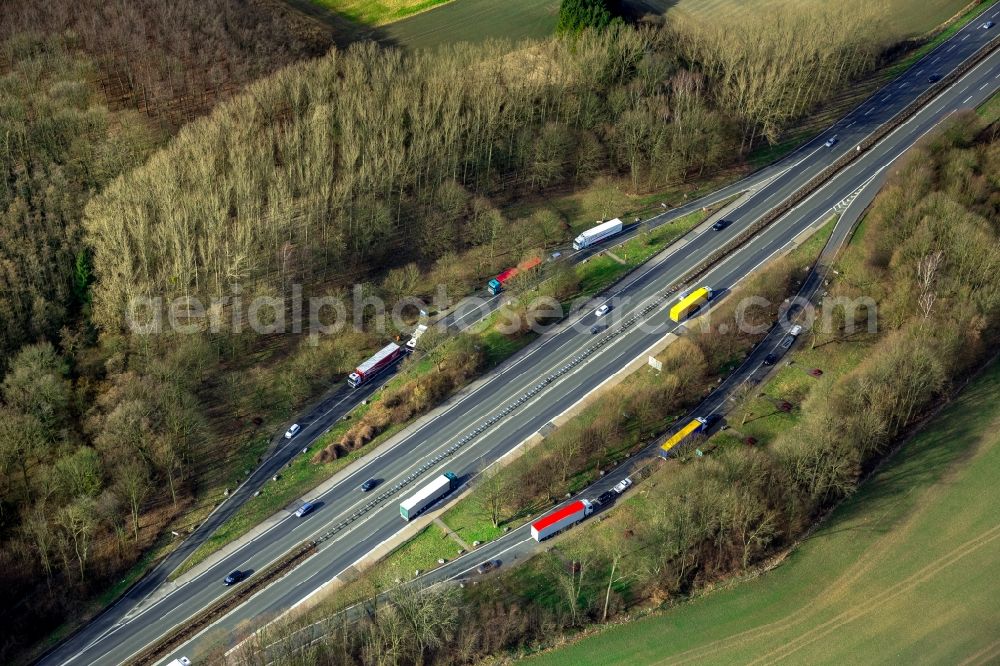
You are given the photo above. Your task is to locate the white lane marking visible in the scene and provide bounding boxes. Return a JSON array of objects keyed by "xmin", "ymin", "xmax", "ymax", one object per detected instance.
[
  {"xmin": 845, "ymin": 121, "xmax": 855, "ymax": 128},
  {"xmin": 915, "ymin": 69, "xmax": 923, "ymax": 76},
  {"xmin": 69, "ymin": 43, "xmax": 1000, "ymax": 666},
  {"xmin": 933, "ymin": 56, "xmax": 941, "ymax": 63},
  {"xmin": 882, "ymin": 95, "xmax": 891, "ymax": 102},
  {"xmin": 445, "ymin": 537, "xmax": 534, "ymax": 581},
  {"xmin": 193, "ymin": 82, "xmax": 997, "ymax": 666},
  {"xmin": 947, "ymin": 45, "xmax": 956, "ymax": 52},
  {"xmin": 865, "ymin": 108, "xmax": 873, "ymax": 116},
  {"xmin": 981, "ymin": 83, "xmax": 990, "ymax": 90},
  {"xmin": 964, "ymin": 95, "xmax": 974, "ymax": 103},
  {"xmin": 191, "ymin": 45, "xmax": 1000, "ymax": 612},
  {"xmin": 962, "ymin": 34, "xmax": 969, "ymax": 41}
]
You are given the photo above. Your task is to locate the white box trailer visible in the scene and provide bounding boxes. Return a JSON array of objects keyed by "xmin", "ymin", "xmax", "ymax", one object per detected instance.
[
  {"xmin": 399, "ymin": 472, "xmax": 458, "ymax": 521},
  {"xmin": 166, "ymin": 658, "xmax": 192, "ymax": 666},
  {"xmin": 406, "ymin": 324, "xmax": 429, "ymax": 350},
  {"xmin": 530, "ymin": 499, "xmax": 594, "ymax": 541},
  {"xmin": 573, "ymin": 218, "xmax": 623, "ymax": 250}
]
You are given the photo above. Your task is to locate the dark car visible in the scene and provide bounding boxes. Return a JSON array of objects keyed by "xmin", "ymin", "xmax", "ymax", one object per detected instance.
[
  {"xmin": 928, "ymin": 73, "xmax": 942, "ymax": 83},
  {"xmin": 476, "ymin": 559, "xmax": 501, "ymax": 575},
  {"xmin": 224, "ymin": 570, "xmax": 245, "ymax": 586},
  {"xmin": 712, "ymin": 219, "xmax": 731, "ymax": 231},
  {"xmin": 763, "ymin": 353, "xmax": 778, "ymax": 366},
  {"xmin": 597, "ymin": 490, "xmax": 617, "ymax": 506},
  {"xmin": 700, "ymin": 413, "xmax": 722, "ymax": 430},
  {"xmin": 294, "ymin": 501, "xmax": 316, "ymax": 518},
  {"xmin": 360, "ymin": 478, "xmax": 378, "ymax": 492},
  {"xmin": 590, "ymin": 324, "xmax": 602, "ymax": 335}
]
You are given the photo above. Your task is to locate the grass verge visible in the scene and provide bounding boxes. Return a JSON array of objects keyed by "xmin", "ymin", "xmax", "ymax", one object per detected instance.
[{"xmin": 527, "ymin": 356, "xmax": 1000, "ymax": 665}]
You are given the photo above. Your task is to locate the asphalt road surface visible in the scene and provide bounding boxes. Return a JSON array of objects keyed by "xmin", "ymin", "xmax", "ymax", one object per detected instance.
[{"xmin": 44, "ymin": 11, "xmax": 1000, "ymax": 666}]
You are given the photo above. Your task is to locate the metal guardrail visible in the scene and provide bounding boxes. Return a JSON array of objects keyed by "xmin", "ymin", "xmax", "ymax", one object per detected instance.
[
  {"xmin": 127, "ymin": 542, "xmax": 317, "ymax": 665},
  {"xmin": 133, "ymin": 31, "xmax": 1000, "ymax": 666},
  {"xmin": 678, "ymin": 31, "xmax": 1000, "ymax": 289}
]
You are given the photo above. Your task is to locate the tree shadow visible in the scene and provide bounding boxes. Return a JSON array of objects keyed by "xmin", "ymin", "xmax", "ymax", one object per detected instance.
[{"xmin": 279, "ymin": 0, "xmax": 403, "ymax": 50}]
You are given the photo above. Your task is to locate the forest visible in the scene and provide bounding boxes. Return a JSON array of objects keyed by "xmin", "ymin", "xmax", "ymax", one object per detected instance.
[
  {"xmin": 0, "ymin": 0, "xmax": 899, "ymax": 660},
  {"xmin": 231, "ymin": 111, "xmax": 1000, "ymax": 666},
  {"xmin": 85, "ymin": 5, "xmax": 886, "ymax": 336}
]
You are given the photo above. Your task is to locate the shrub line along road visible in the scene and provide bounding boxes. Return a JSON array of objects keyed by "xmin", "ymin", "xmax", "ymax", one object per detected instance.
[{"xmin": 44, "ymin": 9, "xmax": 1000, "ymax": 665}]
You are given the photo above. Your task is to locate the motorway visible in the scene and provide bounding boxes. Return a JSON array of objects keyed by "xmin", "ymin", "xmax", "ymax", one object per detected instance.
[{"xmin": 45, "ymin": 10, "xmax": 1000, "ymax": 665}]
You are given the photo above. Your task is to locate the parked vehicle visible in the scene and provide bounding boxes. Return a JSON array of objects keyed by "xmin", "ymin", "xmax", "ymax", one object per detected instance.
[
  {"xmin": 360, "ymin": 478, "xmax": 378, "ymax": 492},
  {"xmin": 399, "ymin": 472, "xmax": 459, "ymax": 521},
  {"xmin": 348, "ymin": 343, "xmax": 405, "ymax": 388},
  {"xmin": 658, "ymin": 416, "xmax": 713, "ymax": 458},
  {"xmin": 597, "ymin": 490, "xmax": 617, "ymax": 506},
  {"xmin": 573, "ymin": 218, "xmax": 624, "ymax": 250},
  {"xmin": 224, "ymin": 570, "xmax": 245, "ymax": 586},
  {"xmin": 669, "ymin": 287, "xmax": 712, "ymax": 323},
  {"xmin": 406, "ymin": 324, "xmax": 428, "ymax": 350},
  {"xmin": 700, "ymin": 414, "xmax": 721, "ymax": 430},
  {"xmin": 487, "ymin": 256, "xmax": 542, "ymax": 295},
  {"xmin": 530, "ymin": 499, "xmax": 594, "ymax": 541},
  {"xmin": 294, "ymin": 501, "xmax": 316, "ymax": 518},
  {"xmin": 613, "ymin": 477, "xmax": 632, "ymax": 494},
  {"xmin": 476, "ymin": 559, "xmax": 501, "ymax": 574},
  {"xmin": 284, "ymin": 423, "xmax": 301, "ymax": 439}
]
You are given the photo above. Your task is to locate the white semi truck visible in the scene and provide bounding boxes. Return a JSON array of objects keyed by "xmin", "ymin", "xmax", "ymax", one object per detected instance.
[
  {"xmin": 399, "ymin": 472, "xmax": 459, "ymax": 521},
  {"xmin": 572, "ymin": 218, "xmax": 623, "ymax": 250},
  {"xmin": 530, "ymin": 499, "xmax": 594, "ymax": 541},
  {"xmin": 406, "ymin": 323, "xmax": 429, "ymax": 350}
]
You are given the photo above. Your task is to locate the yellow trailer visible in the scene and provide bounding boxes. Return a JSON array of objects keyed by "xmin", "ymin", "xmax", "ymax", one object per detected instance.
[
  {"xmin": 658, "ymin": 417, "xmax": 707, "ymax": 458},
  {"xmin": 669, "ymin": 287, "xmax": 711, "ymax": 322}
]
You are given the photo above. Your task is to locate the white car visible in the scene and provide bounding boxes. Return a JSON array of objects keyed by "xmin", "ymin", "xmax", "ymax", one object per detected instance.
[
  {"xmin": 788, "ymin": 324, "xmax": 803, "ymax": 337},
  {"xmin": 284, "ymin": 423, "xmax": 301, "ymax": 439},
  {"xmin": 824, "ymin": 136, "xmax": 838, "ymax": 147},
  {"xmin": 595, "ymin": 304, "xmax": 611, "ymax": 317},
  {"xmin": 613, "ymin": 477, "xmax": 632, "ymax": 494},
  {"xmin": 982, "ymin": 20, "xmax": 994, "ymax": 29}
]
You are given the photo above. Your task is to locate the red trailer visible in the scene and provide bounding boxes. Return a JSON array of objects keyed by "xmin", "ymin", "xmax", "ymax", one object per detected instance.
[
  {"xmin": 530, "ymin": 499, "xmax": 594, "ymax": 541},
  {"xmin": 487, "ymin": 256, "xmax": 542, "ymax": 296},
  {"xmin": 347, "ymin": 343, "xmax": 404, "ymax": 388}
]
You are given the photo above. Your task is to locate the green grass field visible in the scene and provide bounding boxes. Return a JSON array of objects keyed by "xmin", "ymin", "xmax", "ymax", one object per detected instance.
[
  {"xmin": 656, "ymin": 0, "xmax": 970, "ymax": 38},
  {"xmin": 381, "ymin": 0, "xmax": 557, "ymax": 49},
  {"xmin": 370, "ymin": 0, "xmax": 970, "ymax": 50},
  {"xmin": 526, "ymin": 358, "xmax": 1000, "ymax": 665},
  {"xmin": 312, "ymin": 0, "xmax": 452, "ymax": 25}
]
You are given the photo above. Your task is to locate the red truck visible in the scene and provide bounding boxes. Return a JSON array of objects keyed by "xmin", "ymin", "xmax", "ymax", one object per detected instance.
[
  {"xmin": 347, "ymin": 343, "xmax": 405, "ymax": 388},
  {"xmin": 487, "ymin": 256, "xmax": 542, "ymax": 296},
  {"xmin": 530, "ymin": 499, "xmax": 594, "ymax": 541}
]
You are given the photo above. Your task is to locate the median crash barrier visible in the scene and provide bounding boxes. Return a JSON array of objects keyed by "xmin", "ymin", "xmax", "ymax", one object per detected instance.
[
  {"xmin": 678, "ymin": 31, "xmax": 1000, "ymax": 291},
  {"xmin": 127, "ymin": 541, "xmax": 317, "ymax": 666}
]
